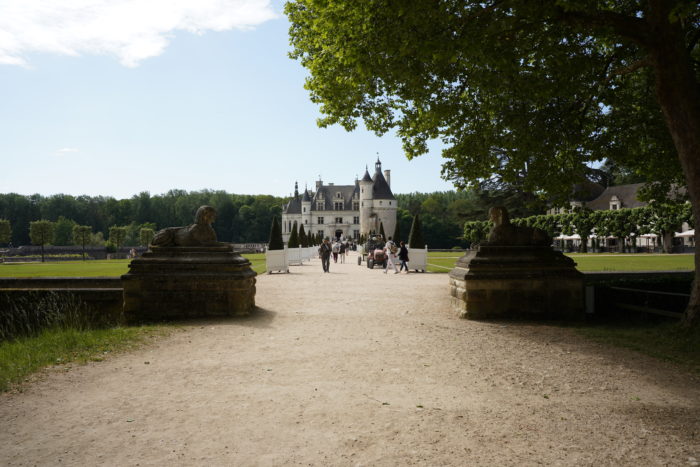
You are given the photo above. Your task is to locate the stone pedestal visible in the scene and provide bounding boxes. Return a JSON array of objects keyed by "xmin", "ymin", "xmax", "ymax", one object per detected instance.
[
  {"xmin": 122, "ymin": 245, "xmax": 256, "ymax": 323},
  {"xmin": 449, "ymin": 245, "xmax": 584, "ymax": 320}
]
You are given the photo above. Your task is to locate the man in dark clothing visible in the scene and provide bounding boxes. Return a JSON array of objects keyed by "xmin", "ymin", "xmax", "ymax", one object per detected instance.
[{"xmin": 319, "ymin": 237, "xmax": 332, "ymax": 272}]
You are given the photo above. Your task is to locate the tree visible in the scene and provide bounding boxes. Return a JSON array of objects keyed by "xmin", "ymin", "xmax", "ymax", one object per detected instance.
[
  {"xmin": 53, "ymin": 216, "xmax": 77, "ymax": 246},
  {"xmin": 139, "ymin": 228, "xmax": 155, "ymax": 247},
  {"xmin": 392, "ymin": 219, "xmax": 401, "ymax": 243},
  {"xmin": 286, "ymin": 1, "xmax": 700, "ymax": 325},
  {"xmin": 29, "ymin": 220, "xmax": 54, "ymax": 262},
  {"xmin": 0, "ymin": 219, "xmax": 10, "ymax": 246},
  {"xmin": 72, "ymin": 225, "xmax": 92, "ymax": 260},
  {"xmin": 288, "ymin": 221, "xmax": 300, "ymax": 248},
  {"xmin": 268, "ymin": 217, "xmax": 284, "ymax": 250},
  {"xmin": 298, "ymin": 223, "xmax": 308, "ymax": 248},
  {"xmin": 108, "ymin": 226, "xmax": 127, "ymax": 256},
  {"xmin": 408, "ymin": 215, "xmax": 425, "ymax": 249}
]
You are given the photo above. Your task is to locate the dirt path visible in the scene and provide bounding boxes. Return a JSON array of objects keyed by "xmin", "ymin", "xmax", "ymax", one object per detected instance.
[{"xmin": 2, "ymin": 252, "xmax": 699, "ymax": 466}]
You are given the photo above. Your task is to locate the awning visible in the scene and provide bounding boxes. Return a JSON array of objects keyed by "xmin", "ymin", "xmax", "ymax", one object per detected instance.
[{"xmin": 674, "ymin": 229, "xmax": 695, "ymax": 238}]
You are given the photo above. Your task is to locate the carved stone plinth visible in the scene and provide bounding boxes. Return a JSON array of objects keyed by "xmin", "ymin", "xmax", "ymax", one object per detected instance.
[
  {"xmin": 449, "ymin": 245, "xmax": 584, "ymax": 320},
  {"xmin": 122, "ymin": 245, "xmax": 256, "ymax": 323}
]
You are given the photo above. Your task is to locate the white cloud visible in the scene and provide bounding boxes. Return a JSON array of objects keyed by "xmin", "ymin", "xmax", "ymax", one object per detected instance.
[
  {"xmin": 55, "ymin": 147, "xmax": 79, "ymax": 154},
  {"xmin": 0, "ymin": 0, "xmax": 277, "ymax": 67}
]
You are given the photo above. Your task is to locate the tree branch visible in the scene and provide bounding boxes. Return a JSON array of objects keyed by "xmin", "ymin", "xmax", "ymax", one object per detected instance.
[
  {"xmin": 611, "ymin": 58, "xmax": 653, "ymax": 77},
  {"xmin": 556, "ymin": 7, "xmax": 652, "ymax": 48}
]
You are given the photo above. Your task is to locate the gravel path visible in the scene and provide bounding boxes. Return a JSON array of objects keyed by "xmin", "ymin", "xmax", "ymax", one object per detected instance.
[{"xmin": 1, "ymin": 251, "xmax": 699, "ymax": 466}]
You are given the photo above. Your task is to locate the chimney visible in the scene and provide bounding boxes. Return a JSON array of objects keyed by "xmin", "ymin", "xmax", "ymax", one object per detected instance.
[{"xmin": 384, "ymin": 170, "xmax": 391, "ymax": 188}]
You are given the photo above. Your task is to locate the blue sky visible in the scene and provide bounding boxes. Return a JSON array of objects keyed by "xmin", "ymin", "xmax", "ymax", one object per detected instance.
[{"xmin": 0, "ymin": 0, "xmax": 454, "ymax": 199}]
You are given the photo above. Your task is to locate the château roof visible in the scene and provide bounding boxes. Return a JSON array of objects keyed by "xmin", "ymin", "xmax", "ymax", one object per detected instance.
[
  {"xmin": 312, "ymin": 184, "xmax": 358, "ymax": 210},
  {"xmin": 283, "ymin": 196, "xmax": 302, "ymax": 214},
  {"xmin": 302, "ymin": 189, "xmax": 311, "ymax": 202},
  {"xmin": 361, "ymin": 167, "xmax": 373, "ymax": 182},
  {"xmin": 371, "ymin": 168, "xmax": 395, "ymax": 200}
]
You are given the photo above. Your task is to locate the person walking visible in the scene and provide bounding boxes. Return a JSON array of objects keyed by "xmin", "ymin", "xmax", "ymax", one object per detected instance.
[
  {"xmin": 332, "ymin": 240, "xmax": 340, "ymax": 263},
  {"xmin": 319, "ymin": 237, "xmax": 332, "ymax": 273},
  {"xmin": 339, "ymin": 241, "xmax": 346, "ymax": 263},
  {"xmin": 383, "ymin": 236, "xmax": 399, "ymax": 274},
  {"xmin": 398, "ymin": 240, "xmax": 409, "ymax": 273}
]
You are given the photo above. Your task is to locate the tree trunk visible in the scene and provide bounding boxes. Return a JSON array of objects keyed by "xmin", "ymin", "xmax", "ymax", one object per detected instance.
[{"xmin": 649, "ymin": 9, "xmax": 700, "ymax": 326}]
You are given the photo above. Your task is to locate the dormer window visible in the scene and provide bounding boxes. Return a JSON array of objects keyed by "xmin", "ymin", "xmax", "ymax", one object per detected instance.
[
  {"xmin": 317, "ymin": 202, "xmax": 324, "ymax": 210},
  {"xmin": 610, "ymin": 195, "xmax": 620, "ymax": 210},
  {"xmin": 336, "ymin": 192, "xmax": 341, "ymax": 198}
]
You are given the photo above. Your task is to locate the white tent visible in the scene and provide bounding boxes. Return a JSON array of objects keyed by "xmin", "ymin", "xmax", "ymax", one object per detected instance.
[{"xmin": 675, "ymin": 229, "xmax": 695, "ymax": 238}]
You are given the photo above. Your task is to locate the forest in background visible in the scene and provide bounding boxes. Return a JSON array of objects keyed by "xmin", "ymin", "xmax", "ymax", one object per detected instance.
[{"xmin": 0, "ymin": 188, "xmax": 535, "ymax": 249}]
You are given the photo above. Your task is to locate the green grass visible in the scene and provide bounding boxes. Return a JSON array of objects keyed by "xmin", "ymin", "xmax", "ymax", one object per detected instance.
[
  {"xmin": 568, "ymin": 253, "xmax": 694, "ymax": 271},
  {"xmin": 0, "ymin": 253, "xmax": 268, "ymax": 277},
  {"xmin": 573, "ymin": 322, "xmax": 700, "ymax": 373},
  {"xmin": 423, "ymin": 252, "xmax": 695, "ymax": 273},
  {"xmin": 0, "ymin": 325, "xmax": 173, "ymax": 392}
]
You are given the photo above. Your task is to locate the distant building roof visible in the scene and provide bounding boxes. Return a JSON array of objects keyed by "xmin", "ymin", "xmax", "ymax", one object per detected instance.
[{"xmin": 585, "ymin": 183, "xmax": 647, "ymax": 210}]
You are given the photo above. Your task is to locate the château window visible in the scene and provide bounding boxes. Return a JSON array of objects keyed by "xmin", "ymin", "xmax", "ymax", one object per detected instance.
[
  {"xmin": 318, "ymin": 217, "xmax": 324, "ymax": 224},
  {"xmin": 353, "ymin": 230, "xmax": 359, "ymax": 239},
  {"xmin": 305, "ymin": 220, "xmax": 307, "ymax": 224},
  {"xmin": 353, "ymin": 202, "xmax": 359, "ymax": 210},
  {"xmin": 318, "ymin": 230, "xmax": 324, "ymax": 238},
  {"xmin": 336, "ymin": 192, "xmax": 341, "ymax": 198},
  {"xmin": 353, "ymin": 216, "xmax": 359, "ymax": 224},
  {"xmin": 303, "ymin": 207, "xmax": 306, "ymax": 213},
  {"xmin": 317, "ymin": 202, "xmax": 323, "ymax": 210},
  {"xmin": 334, "ymin": 201, "xmax": 344, "ymax": 210},
  {"xmin": 335, "ymin": 217, "xmax": 343, "ymax": 223}
]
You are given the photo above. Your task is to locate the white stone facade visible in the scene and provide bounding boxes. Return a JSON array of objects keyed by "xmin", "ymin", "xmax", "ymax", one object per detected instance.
[{"xmin": 282, "ymin": 159, "xmax": 397, "ymax": 243}]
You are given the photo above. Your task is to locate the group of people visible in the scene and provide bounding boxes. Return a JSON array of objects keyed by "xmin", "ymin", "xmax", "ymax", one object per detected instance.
[
  {"xmin": 317, "ymin": 235, "xmax": 409, "ymax": 274},
  {"xmin": 382, "ymin": 236, "xmax": 410, "ymax": 274}
]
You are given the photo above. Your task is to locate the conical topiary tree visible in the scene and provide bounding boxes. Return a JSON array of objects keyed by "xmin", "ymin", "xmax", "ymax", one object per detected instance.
[
  {"xmin": 299, "ymin": 223, "xmax": 308, "ymax": 247},
  {"xmin": 379, "ymin": 222, "xmax": 386, "ymax": 239},
  {"xmin": 288, "ymin": 221, "xmax": 300, "ymax": 248},
  {"xmin": 268, "ymin": 216, "xmax": 284, "ymax": 250},
  {"xmin": 408, "ymin": 214, "xmax": 425, "ymax": 248},
  {"xmin": 393, "ymin": 220, "xmax": 401, "ymax": 243}
]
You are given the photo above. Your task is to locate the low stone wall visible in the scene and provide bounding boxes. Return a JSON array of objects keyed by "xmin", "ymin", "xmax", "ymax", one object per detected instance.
[
  {"xmin": 0, "ymin": 277, "xmax": 121, "ymax": 289},
  {"xmin": 0, "ymin": 288, "xmax": 124, "ymax": 325},
  {"xmin": 0, "ymin": 277, "xmax": 124, "ymax": 326}
]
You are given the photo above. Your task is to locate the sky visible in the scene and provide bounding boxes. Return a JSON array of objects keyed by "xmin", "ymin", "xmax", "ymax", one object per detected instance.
[{"xmin": 0, "ymin": 0, "xmax": 455, "ymax": 199}]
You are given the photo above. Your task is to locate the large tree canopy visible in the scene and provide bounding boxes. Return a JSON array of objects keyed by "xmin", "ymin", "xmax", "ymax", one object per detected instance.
[{"xmin": 286, "ymin": 0, "xmax": 700, "ymax": 325}]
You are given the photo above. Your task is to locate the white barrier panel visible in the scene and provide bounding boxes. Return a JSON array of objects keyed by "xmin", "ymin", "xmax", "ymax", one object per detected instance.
[
  {"xmin": 266, "ymin": 246, "xmax": 289, "ymax": 274},
  {"xmin": 408, "ymin": 246, "xmax": 428, "ymax": 272}
]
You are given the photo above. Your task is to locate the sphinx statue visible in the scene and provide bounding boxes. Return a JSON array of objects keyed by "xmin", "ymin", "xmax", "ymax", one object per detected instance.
[
  {"xmin": 486, "ymin": 206, "xmax": 551, "ymax": 246},
  {"xmin": 151, "ymin": 205, "xmax": 221, "ymax": 247}
]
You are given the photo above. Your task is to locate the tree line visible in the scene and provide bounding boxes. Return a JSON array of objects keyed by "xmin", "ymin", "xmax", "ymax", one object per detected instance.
[{"xmin": 0, "ymin": 190, "xmax": 285, "ymax": 247}]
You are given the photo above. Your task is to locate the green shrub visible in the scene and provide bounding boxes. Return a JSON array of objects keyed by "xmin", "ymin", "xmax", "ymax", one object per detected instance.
[
  {"xmin": 288, "ymin": 222, "xmax": 300, "ymax": 248},
  {"xmin": 268, "ymin": 217, "xmax": 284, "ymax": 250},
  {"xmin": 408, "ymin": 214, "xmax": 425, "ymax": 248}
]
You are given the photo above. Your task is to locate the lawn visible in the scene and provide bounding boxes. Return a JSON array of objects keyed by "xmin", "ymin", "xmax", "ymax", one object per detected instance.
[
  {"xmin": 425, "ymin": 252, "xmax": 695, "ymax": 273},
  {"xmin": 0, "ymin": 253, "xmax": 268, "ymax": 277}
]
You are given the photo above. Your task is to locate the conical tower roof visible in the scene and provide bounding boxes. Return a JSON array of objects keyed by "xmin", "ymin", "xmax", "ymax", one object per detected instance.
[
  {"xmin": 371, "ymin": 159, "xmax": 395, "ymax": 200},
  {"xmin": 361, "ymin": 165, "xmax": 373, "ymax": 182}
]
